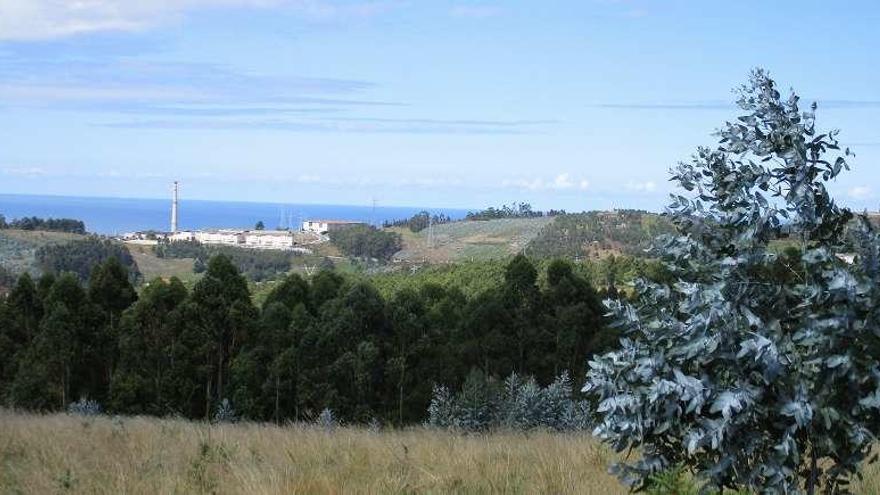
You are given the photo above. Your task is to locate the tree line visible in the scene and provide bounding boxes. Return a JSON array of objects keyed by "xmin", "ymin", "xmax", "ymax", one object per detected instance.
[
  {"xmin": 384, "ymin": 211, "xmax": 453, "ymax": 233},
  {"xmin": 0, "ymin": 214, "xmax": 86, "ymax": 234},
  {"xmin": 36, "ymin": 237, "xmax": 141, "ymax": 284},
  {"xmin": 465, "ymin": 202, "xmax": 567, "ymax": 221},
  {"xmin": 328, "ymin": 225, "xmax": 402, "ymax": 262},
  {"xmin": 0, "ymin": 253, "xmax": 613, "ymax": 424}
]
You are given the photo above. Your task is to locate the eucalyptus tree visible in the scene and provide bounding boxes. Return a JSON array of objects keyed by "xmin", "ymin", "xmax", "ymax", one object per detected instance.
[{"xmin": 584, "ymin": 69, "xmax": 880, "ymax": 493}]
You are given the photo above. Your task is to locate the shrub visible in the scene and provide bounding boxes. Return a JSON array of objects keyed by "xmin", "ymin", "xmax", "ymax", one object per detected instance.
[
  {"xmin": 212, "ymin": 398, "xmax": 237, "ymax": 423},
  {"xmin": 67, "ymin": 397, "xmax": 102, "ymax": 416},
  {"xmin": 428, "ymin": 371, "xmax": 591, "ymax": 432},
  {"xmin": 317, "ymin": 408, "xmax": 337, "ymax": 431}
]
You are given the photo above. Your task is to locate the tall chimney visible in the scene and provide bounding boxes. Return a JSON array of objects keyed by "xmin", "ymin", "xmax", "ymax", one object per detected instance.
[{"xmin": 171, "ymin": 181, "xmax": 179, "ymax": 233}]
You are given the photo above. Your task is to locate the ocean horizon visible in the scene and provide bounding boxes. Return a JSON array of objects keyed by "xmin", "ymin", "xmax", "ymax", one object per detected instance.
[{"xmin": 0, "ymin": 194, "xmax": 471, "ymax": 235}]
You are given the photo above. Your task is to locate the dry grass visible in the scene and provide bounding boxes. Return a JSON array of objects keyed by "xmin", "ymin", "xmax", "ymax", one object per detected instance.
[
  {"xmin": 0, "ymin": 410, "xmax": 625, "ymax": 495},
  {"xmin": 6, "ymin": 410, "xmax": 880, "ymax": 494}
]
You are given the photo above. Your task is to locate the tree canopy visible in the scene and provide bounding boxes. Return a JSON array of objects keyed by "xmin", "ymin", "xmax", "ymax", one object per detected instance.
[{"xmin": 585, "ymin": 69, "xmax": 879, "ymax": 493}]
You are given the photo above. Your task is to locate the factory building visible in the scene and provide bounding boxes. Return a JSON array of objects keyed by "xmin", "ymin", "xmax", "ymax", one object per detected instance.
[
  {"xmin": 243, "ymin": 230, "xmax": 295, "ymax": 249},
  {"xmin": 302, "ymin": 219, "xmax": 365, "ymax": 234}
]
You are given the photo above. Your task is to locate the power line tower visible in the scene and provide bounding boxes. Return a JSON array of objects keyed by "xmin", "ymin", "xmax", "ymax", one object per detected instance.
[{"xmin": 371, "ymin": 198, "xmax": 377, "ymax": 227}]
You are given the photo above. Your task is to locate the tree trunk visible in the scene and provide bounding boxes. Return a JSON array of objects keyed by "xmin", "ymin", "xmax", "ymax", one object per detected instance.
[
  {"xmin": 274, "ymin": 375, "xmax": 280, "ymax": 424},
  {"xmin": 216, "ymin": 348, "xmax": 224, "ymax": 403},
  {"xmin": 807, "ymin": 446, "xmax": 818, "ymax": 495}
]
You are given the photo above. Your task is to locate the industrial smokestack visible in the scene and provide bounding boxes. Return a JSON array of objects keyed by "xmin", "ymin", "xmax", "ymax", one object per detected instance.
[{"xmin": 171, "ymin": 181, "xmax": 179, "ymax": 233}]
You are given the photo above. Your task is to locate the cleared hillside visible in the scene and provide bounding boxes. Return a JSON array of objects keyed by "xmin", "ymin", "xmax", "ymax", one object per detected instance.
[
  {"xmin": 392, "ymin": 217, "xmax": 554, "ymax": 263},
  {"xmin": 0, "ymin": 229, "xmax": 85, "ymax": 276},
  {"xmin": 527, "ymin": 210, "xmax": 673, "ymax": 259},
  {"xmin": 127, "ymin": 243, "xmax": 200, "ymax": 283}
]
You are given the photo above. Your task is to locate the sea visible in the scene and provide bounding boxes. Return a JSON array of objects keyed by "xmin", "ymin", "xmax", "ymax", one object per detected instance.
[{"xmin": 0, "ymin": 194, "xmax": 471, "ymax": 235}]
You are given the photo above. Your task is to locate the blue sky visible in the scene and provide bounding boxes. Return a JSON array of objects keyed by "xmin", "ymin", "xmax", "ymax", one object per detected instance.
[{"xmin": 0, "ymin": 0, "xmax": 878, "ymax": 211}]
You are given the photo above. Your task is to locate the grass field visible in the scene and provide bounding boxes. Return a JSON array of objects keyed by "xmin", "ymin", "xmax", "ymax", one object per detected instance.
[
  {"xmin": 392, "ymin": 217, "xmax": 554, "ymax": 264},
  {"xmin": 4, "ymin": 410, "xmax": 880, "ymax": 494},
  {"xmin": 126, "ymin": 243, "xmax": 201, "ymax": 284},
  {"xmin": 0, "ymin": 410, "xmax": 627, "ymax": 495}
]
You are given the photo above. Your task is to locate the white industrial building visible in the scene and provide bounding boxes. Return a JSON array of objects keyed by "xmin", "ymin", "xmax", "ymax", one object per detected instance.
[
  {"xmin": 243, "ymin": 230, "xmax": 295, "ymax": 249},
  {"xmin": 302, "ymin": 219, "xmax": 364, "ymax": 234},
  {"xmin": 195, "ymin": 230, "xmax": 245, "ymax": 246},
  {"xmin": 167, "ymin": 229, "xmax": 298, "ymax": 250}
]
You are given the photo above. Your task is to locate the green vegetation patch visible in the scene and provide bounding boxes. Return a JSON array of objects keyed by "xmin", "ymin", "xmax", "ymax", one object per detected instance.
[{"xmin": 527, "ymin": 210, "xmax": 674, "ymax": 259}]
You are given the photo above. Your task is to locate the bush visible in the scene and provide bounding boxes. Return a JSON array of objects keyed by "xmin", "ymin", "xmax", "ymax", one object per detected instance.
[
  {"xmin": 428, "ymin": 371, "xmax": 591, "ymax": 432},
  {"xmin": 67, "ymin": 397, "xmax": 103, "ymax": 416},
  {"xmin": 212, "ymin": 398, "xmax": 238, "ymax": 423},
  {"xmin": 317, "ymin": 408, "xmax": 337, "ymax": 431}
]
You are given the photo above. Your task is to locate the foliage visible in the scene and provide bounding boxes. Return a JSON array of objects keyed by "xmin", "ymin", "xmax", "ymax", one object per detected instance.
[
  {"xmin": 466, "ymin": 202, "xmax": 545, "ymax": 221},
  {"xmin": 584, "ymin": 69, "xmax": 878, "ymax": 493},
  {"xmin": 1, "ymin": 253, "xmax": 611, "ymax": 425},
  {"xmin": 213, "ymin": 398, "xmax": 238, "ymax": 423},
  {"xmin": 318, "ymin": 408, "xmax": 337, "ymax": 431},
  {"xmin": 329, "ymin": 225, "xmax": 402, "ymax": 262},
  {"xmin": 528, "ymin": 210, "xmax": 675, "ymax": 259},
  {"xmin": 67, "ymin": 397, "xmax": 103, "ymax": 416},
  {"xmin": 645, "ymin": 466, "xmax": 700, "ymax": 495},
  {"xmin": 0, "ymin": 216, "xmax": 86, "ymax": 234},
  {"xmin": 384, "ymin": 210, "xmax": 452, "ymax": 232},
  {"xmin": 35, "ymin": 238, "xmax": 140, "ymax": 284},
  {"xmin": 0, "ymin": 264, "xmax": 15, "ymax": 294},
  {"xmin": 427, "ymin": 370, "xmax": 592, "ymax": 432}
]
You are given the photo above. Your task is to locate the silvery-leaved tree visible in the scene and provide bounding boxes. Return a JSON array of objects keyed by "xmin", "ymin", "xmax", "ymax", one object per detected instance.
[{"xmin": 584, "ymin": 69, "xmax": 880, "ymax": 494}]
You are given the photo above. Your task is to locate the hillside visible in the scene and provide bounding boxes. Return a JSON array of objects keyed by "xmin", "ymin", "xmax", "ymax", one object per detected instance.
[
  {"xmin": 527, "ymin": 210, "xmax": 674, "ymax": 259},
  {"xmin": 126, "ymin": 243, "xmax": 200, "ymax": 284},
  {"xmin": 392, "ymin": 216, "xmax": 555, "ymax": 263},
  {"xmin": 0, "ymin": 229, "xmax": 86, "ymax": 277}
]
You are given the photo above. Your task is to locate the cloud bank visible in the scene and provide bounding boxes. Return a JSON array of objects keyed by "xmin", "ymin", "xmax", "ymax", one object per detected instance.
[{"xmin": 0, "ymin": 0, "xmax": 395, "ymax": 41}]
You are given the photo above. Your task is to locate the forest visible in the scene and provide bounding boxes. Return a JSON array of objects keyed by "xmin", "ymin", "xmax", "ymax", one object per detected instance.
[
  {"xmin": 0, "ymin": 215, "xmax": 87, "ymax": 234},
  {"xmin": 35, "ymin": 237, "xmax": 141, "ymax": 284},
  {"xmin": 0, "ymin": 252, "xmax": 617, "ymax": 424}
]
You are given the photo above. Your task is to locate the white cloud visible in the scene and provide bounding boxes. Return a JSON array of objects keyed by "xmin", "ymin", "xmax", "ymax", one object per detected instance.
[
  {"xmin": 502, "ymin": 173, "xmax": 590, "ymax": 192},
  {"xmin": 0, "ymin": 0, "xmax": 394, "ymax": 41},
  {"xmin": 626, "ymin": 180, "xmax": 657, "ymax": 192},
  {"xmin": 553, "ymin": 173, "xmax": 574, "ymax": 189},
  {"xmin": 849, "ymin": 186, "xmax": 871, "ymax": 199},
  {"xmin": 2, "ymin": 167, "xmax": 47, "ymax": 177}
]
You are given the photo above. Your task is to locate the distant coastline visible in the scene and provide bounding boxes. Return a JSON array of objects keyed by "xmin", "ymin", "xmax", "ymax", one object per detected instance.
[{"xmin": 0, "ymin": 193, "xmax": 470, "ymax": 235}]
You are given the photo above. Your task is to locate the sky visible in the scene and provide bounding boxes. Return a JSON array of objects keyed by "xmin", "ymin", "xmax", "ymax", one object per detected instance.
[{"xmin": 0, "ymin": 0, "xmax": 878, "ymax": 212}]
